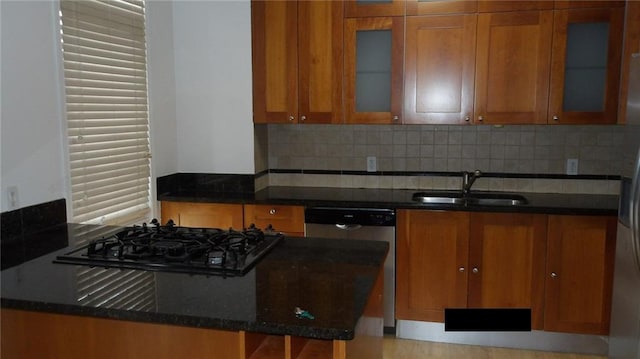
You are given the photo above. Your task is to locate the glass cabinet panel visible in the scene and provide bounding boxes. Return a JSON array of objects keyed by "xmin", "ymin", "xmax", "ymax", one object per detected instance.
[
  {"xmin": 548, "ymin": 7, "xmax": 623, "ymax": 124},
  {"xmin": 356, "ymin": 30, "xmax": 392, "ymax": 112},
  {"xmin": 563, "ymin": 22, "xmax": 609, "ymax": 112},
  {"xmin": 344, "ymin": 17, "xmax": 403, "ymax": 124}
]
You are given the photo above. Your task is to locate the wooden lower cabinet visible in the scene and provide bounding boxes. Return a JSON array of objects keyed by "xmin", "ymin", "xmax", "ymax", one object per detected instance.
[
  {"xmin": 161, "ymin": 201, "xmax": 244, "ymax": 229},
  {"xmin": 544, "ymin": 215, "xmax": 617, "ymax": 335},
  {"xmin": 397, "ymin": 210, "xmax": 617, "ymax": 335},
  {"xmin": 468, "ymin": 212, "xmax": 547, "ymax": 329},
  {"xmin": 1, "ymin": 308, "xmax": 378, "ymax": 359},
  {"xmin": 243, "ymin": 204, "xmax": 305, "ymax": 236},
  {"xmin": 396, "ymin": 210, "xmax": 469, "ymax": 322},
  {"xmin": 396, "ymin": 210, "xmax": 547, "ymax": 329},
  {"xmin": 160, "ymin": 202, "xmax": 305, "ymax": 236}
]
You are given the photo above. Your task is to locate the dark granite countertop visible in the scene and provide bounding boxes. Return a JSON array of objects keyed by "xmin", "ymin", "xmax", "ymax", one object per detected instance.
[
  {"xmin": 1, "ymin": 224, "xmax": 388, "ymax": 341},
  {"xmin": 158, "ymin": 186, "xmax": 619, "ymax": 216}
]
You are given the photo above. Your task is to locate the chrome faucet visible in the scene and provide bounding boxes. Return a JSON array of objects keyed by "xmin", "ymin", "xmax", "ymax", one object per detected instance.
[{"xmin": 462, "ymin": 170, "xmax": 482, "ymax": 195}]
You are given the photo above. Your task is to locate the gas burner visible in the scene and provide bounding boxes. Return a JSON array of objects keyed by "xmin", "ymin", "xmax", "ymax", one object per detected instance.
[{"xmin": 54, "ymin": 219, "xmax": 284, "ymax": 276}]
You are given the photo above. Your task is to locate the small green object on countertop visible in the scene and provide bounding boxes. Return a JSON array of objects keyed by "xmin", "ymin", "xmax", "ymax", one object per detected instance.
[{"xmin": 295, "ymin": 307, "xmax": 315, "ymax": 320}]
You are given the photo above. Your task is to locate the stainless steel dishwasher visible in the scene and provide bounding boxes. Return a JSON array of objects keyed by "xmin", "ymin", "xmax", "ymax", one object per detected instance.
[{"xmin": 304, "ymin": 207, "xmax": 396, "ymax": 330}]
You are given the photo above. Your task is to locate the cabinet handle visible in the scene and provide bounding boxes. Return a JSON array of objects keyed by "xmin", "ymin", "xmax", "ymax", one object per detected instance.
[
  {"xmin": 392, "ymin": 115, "xmax": 399, "ymax": 122},
  {"xmin": 472, "ymin": 267, "xmax": 479, "ymax": 274},
  {"xmin": 465, "ymin": 116, "xmax": 470, "ymax": 122},
  {"xmin": 550, "ymin": 272, "xmax": 558, "ymax": 278},
  {"xmin": 301, "ymin": 115, "xmax": 306, "ymax": 122},
  {"xmin": 288, "ymin": 115, "xmax": 295, "ymax": 122},
  {"xmin": 269, "ymin": 209, "xmax": 277, "ymax": 215},
  {"xmin": 478, "ymin": 116, "xmax": 484, "ymax": 122},
  {"xmin": 552, "ymin": 115, "xmax": 559, "ymax": 121},
  {"xmin": 459, "ymin": 267, "xmax": 465, "ymax": 272}
]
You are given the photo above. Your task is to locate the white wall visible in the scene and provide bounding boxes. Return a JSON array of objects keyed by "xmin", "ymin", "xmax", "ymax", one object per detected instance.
[
  {"xmin": 147, "ymin": 0, "xmax": 178, "ymax": 179},
  {"xmin": 0, "ymin": 0, "xmax": 255, "ymax": 214},
  {"xmin": 0, "ymin": 1, "xmax": 67, "ymax": 212},
  {"xmin": 172, "ymin": 0, "xmax": 254, "ymax": 174}
]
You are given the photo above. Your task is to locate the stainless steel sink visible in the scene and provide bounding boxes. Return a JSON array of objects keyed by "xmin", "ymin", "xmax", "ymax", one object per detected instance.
[{"xmin": 412, "ymin": 191, "xmax": 528, "ymax": 206}]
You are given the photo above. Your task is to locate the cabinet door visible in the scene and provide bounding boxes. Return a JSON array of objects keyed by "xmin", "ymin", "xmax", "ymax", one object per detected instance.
[
  {"xmin": 405, "ymin": 0, "xmax": 477, "ymax": 15},
  {"xmin": 344, "ymin": 0, "xmax": 405, "ymax": 17},
  {"xmin": 251, "ymin": 0, "xmax": 298, "ymax": 124},
  {"xmin": 298, "ymin": 0, "xmax": 344, "ymax": 124},
  {"xmin": 160, "ymin": 201, "xmax": 244, "ymax": 229},
  {"xmin": 548, "ymin": 7, "xmax": 624, "ymax": 124},
  {"xmin": 474, "ymin": 11, "xmax": 553, "ymax": 124},
  {"xmin": 243, "ymin": 204, "xmax": 304, "ymax": 236},
  {"xmin": 252, "ymin": 1, "xmax": 343, "ymax": 125},
  {"xmin": 344, "ymin": 17, "xmax": 404, "ymax": 124},
  {"xmin": 404, "ymin": 15, "xmax": 476, "ymax": 124},
  {"xmin": 396, "ymin": 210, "xmax": 469, "ymax": 322},
  {"xmin": 544, "ymin": 215, "xmax": 617, "ymax": 335},
  {"xmin": 467, "ymin": 213, "xmax": 547, "ymax": 330}
]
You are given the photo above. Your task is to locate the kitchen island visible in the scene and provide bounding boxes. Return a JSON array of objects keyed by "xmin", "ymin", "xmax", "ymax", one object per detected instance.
[{"xmin": 1, "ymin": 223, "xmax": 388, "ymax": 359}]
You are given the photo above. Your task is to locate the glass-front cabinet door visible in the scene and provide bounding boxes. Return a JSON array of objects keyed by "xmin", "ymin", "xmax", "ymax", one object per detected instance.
[
  {"xmin": 344, "ymin": 17, "xmax": 403, "ymax": 124},
  {"xmin": 548, "ymin": 7, "xmax": 624, "ymax": 124}
]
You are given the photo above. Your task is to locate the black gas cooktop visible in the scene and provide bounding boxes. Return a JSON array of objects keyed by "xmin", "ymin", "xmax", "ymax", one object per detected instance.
[{"xmin": 54, "ymin": 219, "xmax": 284, "ymax": 276}]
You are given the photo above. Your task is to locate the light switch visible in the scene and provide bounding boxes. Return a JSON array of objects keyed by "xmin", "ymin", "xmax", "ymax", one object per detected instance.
[{"xmin": 566, "ymin": 159, "xmax": 579, "ymax": 175}]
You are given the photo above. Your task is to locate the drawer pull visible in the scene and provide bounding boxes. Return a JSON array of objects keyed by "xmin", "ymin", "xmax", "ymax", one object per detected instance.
[{"xmin": 269, "ymin": 209, "xmax": 277, "ymax": 215}]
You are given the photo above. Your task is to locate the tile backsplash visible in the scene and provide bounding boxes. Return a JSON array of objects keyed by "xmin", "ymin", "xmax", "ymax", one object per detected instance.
[{"xmin": 257, "ymin": 124, "xmax": 626, "ymax": 194}]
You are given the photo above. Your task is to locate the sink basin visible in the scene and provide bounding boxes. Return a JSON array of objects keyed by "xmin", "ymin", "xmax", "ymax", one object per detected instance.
[
  {"xmin": 412, "ymin": 191, "xmax": 528, "ymax": 206},
  {"xmin": 465, "ymin": 192, "xmax": 528, "ymax": 206}
]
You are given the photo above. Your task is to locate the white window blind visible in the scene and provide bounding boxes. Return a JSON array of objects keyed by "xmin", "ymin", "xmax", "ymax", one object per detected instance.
[{"xmin": 60, "ymin": 0, "xmax": 151, "ymax": 225}]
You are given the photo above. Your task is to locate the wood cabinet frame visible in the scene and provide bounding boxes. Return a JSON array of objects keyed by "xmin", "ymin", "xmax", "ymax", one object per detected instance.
[
  {"xmin": 251, "ymin": 0, "xmax": 343, "ymax": 124},
  {"xmin": 344, "ymin": 17, "xmax": 404, "ymax": 124},
  {"xmin": 548, "ymin": 7, "xmax": 624, "ymax": 124}
]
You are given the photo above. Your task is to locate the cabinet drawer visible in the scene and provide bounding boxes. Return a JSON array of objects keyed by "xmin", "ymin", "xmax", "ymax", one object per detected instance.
[{"xmin": 244, "ymin": 204, "xmax": 304, "ymax": 235}]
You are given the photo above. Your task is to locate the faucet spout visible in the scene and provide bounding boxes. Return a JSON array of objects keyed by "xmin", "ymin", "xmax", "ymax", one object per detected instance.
[{"xmin": 462, "ymin": 170, "xmax": 482, "ymax": 195}]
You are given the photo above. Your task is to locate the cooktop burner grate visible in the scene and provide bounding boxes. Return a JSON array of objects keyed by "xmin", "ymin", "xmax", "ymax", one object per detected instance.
[{"xmin": 54, "ymin": 219, "xmax": 284, "ymax": 276}]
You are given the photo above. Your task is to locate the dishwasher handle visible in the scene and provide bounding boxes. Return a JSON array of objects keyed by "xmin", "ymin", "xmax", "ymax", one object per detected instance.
[{"xmin": 335, "ymin": 224, "xmax": 363, "ymax": 231}]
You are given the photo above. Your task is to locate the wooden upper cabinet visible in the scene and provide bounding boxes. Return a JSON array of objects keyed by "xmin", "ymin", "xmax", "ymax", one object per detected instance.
[
  {"xmin": 548, "ymin": 7, "xmax": 624, "ymax": 124},
  {"xmin": 474, "ymin": 10, "xmax": 553, "ymax": 124},
  {"xmin": 478, "ymin": 1, "xmax": 553, "ymax": 12},
  {"xmin": 544, "ymin": 215, "xmax": 617, "ymax": 335},
  {"xmin": 251, "ymin": 0, "xmax": 343, "ymax": 124},
  {"xmin": 406, "ymin": 0, "xmax": 477, "ymax": 15},
  {"xmin": 344, "ymin": 0, "xmax": 405, "ymax": 17},
  {"xmin": 404, "ymin": 14, "xmax": 477, "ymax": 124},
  {"xmin": 554, "ymin": 1, "xmax": 625, "ymax": 9},
  {"xmin": 396, "ymin": 210, "xmax": 470, "ymax": 322},
  {"xmin": 344, "ymin": 17, "xmax": 404, "ymax": 124},
  {"xmin": 467, "ymin": 212, "xmax": 547, "ymax": 330}
]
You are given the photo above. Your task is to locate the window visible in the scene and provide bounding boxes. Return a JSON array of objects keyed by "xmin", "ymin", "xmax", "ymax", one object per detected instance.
[{"xmin": 60, "ymin": 0, "xmax": 151, "ymax": 225}]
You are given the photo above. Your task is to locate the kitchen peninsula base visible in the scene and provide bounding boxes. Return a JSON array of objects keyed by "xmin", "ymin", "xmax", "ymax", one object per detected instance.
[{"xmin": 2, "ymin": 306, "xmax": 381, "ymax": 359}]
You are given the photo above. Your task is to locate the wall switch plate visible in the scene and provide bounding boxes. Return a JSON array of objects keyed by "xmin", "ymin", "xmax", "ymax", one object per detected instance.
[
  {"xmin": 367, "ymin": 156, "xmax": 377, "ymax": 172},
  {"xmin": 566, "ymin": 159, "xmax": 579, "ymax": 175},
  {"xmin": 7, "ymin": 186, "xmax": 19, "ymax": 210}
]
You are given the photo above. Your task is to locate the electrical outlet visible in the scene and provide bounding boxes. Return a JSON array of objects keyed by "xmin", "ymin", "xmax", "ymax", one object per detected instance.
[
  {"xmin": 367, "ymin": 156, "xmax": 377, "ymax": 172},
  {"xmin": 7, "ymin": 186, "xmax": 19, "ymax": 210},
  {"xmin": 566, "ymin": 159, "xmax": 579, "ymax": 175}
]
